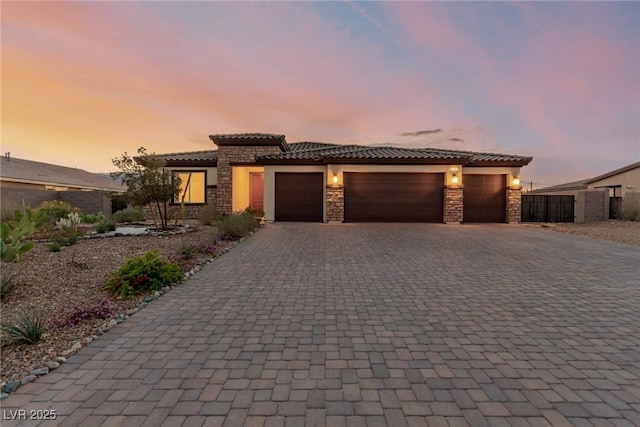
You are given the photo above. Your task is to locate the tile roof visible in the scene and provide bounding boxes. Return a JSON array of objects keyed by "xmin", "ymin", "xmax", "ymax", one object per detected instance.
[
  {"xmin": 0, "ymin": 157, "xmax": 125, "ymax": 192},
  {"xmin": 150, "ymin": 138, "xmax": 532, "ymax": 167},
  {"xmin": 259, "ymin": 144, "xmax": 531, "ymax": 165},
  {"xmin": 149, "ymin": 150, "xmax": 218, "ymax": 163},
  {"xmin": 209, "ymin": 133, "xmax": 290, "ymax": 151}
]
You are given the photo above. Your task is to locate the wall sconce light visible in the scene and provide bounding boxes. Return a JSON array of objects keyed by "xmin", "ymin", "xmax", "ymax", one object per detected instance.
[
  {"xmin": 332, "ymin": 174, "xmax": 339, "ymax": 184},
  {"xmin": 452, "ymin": 174, "xmax": 459, "ymax": 185},
  {"xmin": 513, "ymin": 176, "xmax": 520, "ymax": 186}
]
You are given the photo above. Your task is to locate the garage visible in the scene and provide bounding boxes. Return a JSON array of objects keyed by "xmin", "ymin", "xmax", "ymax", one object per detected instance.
[
  {"xmin": 344, "ymin": 172, "xmax": 444, "ymax": 222},
  {"xmin": 275, "ymin": 172, "xmax": 324, "ymax": 222},
  {"xmin": 463, "ymin": 174, "xmax": 506, "ymax": 223}
]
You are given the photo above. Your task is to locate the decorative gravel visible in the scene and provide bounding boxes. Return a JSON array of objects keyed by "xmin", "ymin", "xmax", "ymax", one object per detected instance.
[
  {"xmin": 534, "ymin": 220, "xmax": 640, "ymax": 246},
  {"xmin": 0, "ymin": 224, "xmax": 229, "ymax": 387}
]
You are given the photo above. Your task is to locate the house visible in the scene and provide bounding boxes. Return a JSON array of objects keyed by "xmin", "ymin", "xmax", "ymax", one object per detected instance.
[
  {"xmin": 144, "ymin": 133, "xmax": 533, "ymax": 224},
  {"xmin": 0, "ymin": 154, "xmax": 126, "ymax": 215},
  {"xmin": 526, "ymin": 162, "xmax": 640, "ymax": 222}
]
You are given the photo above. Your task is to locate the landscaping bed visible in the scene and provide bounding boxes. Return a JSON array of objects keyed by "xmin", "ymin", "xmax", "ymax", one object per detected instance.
[{"xmin": 0, "ymin": 224, "xmax": 230, "ymax": 385}]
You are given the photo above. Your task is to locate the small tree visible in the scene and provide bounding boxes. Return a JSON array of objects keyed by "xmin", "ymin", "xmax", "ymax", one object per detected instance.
[{"xmin": 111, "ymin": 147, "xmax": 180, "ymax": 230}]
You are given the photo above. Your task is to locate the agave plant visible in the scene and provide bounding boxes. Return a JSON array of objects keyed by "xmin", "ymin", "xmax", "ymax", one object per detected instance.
[{"xmin": 1, "ymin": 310, "xmax": 45, "ymax": 344}]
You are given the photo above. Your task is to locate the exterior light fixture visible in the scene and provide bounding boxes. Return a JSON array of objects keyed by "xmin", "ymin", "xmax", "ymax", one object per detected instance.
[
  {"xmin": 513, "ymin": 176, "xmax": 520, "ymax": 186},
  {"xmin": 452, "ymin": 174, "xmax": 459, "ymax": 185},
  {"xmin": 332, "ymin": 174, "xmax": 339, "ymax": 184}
]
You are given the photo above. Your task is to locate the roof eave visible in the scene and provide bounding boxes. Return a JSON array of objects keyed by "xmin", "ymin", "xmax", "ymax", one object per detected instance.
[{"xmin": 468, "ymin": 160, "xmax": 532, "ymax": 167}]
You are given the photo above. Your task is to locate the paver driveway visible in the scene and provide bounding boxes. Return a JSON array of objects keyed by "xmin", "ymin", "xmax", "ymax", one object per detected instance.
[{"xmin": 2, "ymin": 223, "xmax": 639, "ymax": 427}]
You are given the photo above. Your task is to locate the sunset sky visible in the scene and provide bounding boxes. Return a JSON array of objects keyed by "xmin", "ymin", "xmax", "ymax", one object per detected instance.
[{"xmin": 2, "ymin": 1, "xmax": 639, "ymax": 187}]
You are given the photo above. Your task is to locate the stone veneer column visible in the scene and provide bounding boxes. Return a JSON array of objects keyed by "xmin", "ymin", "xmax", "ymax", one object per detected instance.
[
  {"xmin": 215, "ymin": 146, "xmax": 234, "ymax": 215},
  {"xmin": 506, "ymin": 187, "xmax": 522, "ymax": 224},
  {"xmin": 443, "ymin": 186, "xmax": 463, "ymax": 224},
  {"xmin": 326, "ymin": 185, "xmax": 344, "ymax": 222},
  {"xmin": 215, "ymin": 145, "xmax": 281, "ymax": 215}
]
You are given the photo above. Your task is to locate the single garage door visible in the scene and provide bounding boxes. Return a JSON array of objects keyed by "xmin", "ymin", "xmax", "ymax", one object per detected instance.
[
  {"xmin": 344, "ymin": 172, "xmax": 444, "ymax": 222},
  {"xmin": 275, "ymin": 172, "xmax": 324, "ymax": 222},
  {"xmin": 463, "ymin": 174, "xmax": 506, "ymax": 223}
]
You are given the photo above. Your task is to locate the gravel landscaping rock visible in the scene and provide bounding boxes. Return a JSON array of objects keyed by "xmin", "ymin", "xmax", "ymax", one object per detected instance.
[
  {"xmin": 527, "ymin": 220, "xmax": 640, "ymax": 246},
  {"xmin": 0, "ymin": 224, "xmax": 227, "ymax": 385}
]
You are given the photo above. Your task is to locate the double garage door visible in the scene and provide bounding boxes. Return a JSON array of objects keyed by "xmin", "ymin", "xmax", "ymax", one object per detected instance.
[
  {"xmin": 344, "ymin": 173, "xmax": 443, "ymax": 222},
  {"xmin": 274, "ymin": 172, "xmax": 506, "ymax": 223},
  {"xmin": 274, "ymin": 172, "xmax": 444, "ymax": 222}
]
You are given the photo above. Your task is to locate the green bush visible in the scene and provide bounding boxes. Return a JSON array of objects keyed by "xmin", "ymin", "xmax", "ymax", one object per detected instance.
[
  {"xmin": 48, "ymin": 242, "xmax": 61, "ymax": 252},
  {"xmin": 218, "ymin": 212, "xmax": 259, "ymax": 240},
  {"xmin": 0, "ymin": 272, "xmax": 16, "ymax": 299},
  {"xmin": 83, "ymin": 213, "xmax": 100, "ymax": 224},
  {"xmin": 52, "ymin": 230, "xmax": 81, "ymax": 246},
  {"xmin": 103, "ymin": 250, "xmax": 184, "ymax": 299},
  {"xmin": 244, "ymin": 205, "xmax": 265, "ymax": 218},
  {"xmin": 198, "ymin": 205, "xmax": 220, "ymax": 225},
  {"xmin": 36, "ymin": 200, "xmax": 81, "ymax": 228},
  {"xmin": 112, "ymin": 208, "xmax": 144, "ymax": 224},
  {"xmin": 1, "ymin": 310, "xmax": 45, "ymax": 344},
  {"xmin": 95, "ymin": 218, "xmax": 116, "ymax": 234}
]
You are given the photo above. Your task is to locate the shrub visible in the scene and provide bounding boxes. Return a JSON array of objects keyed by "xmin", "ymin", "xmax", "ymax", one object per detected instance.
[
  {"xmin": 198, "ymin": 242, "xmax": 218, "ymax": 256},
  {"xmin": 620, "ymin": 206, "xmax": 639, "ymax": 221},
  {"xmin": 218, "ymin": 212, "xmax": 259, "ymax": 240},
  {"xmin": 52, "ymin": 229, "xmax": 81, "ymax": 246},
  {"xmin": 48, "ymin": 242, "xmax": 61, "ymax": 252},
  {"xmin": 112, "ymin": 208, "xmax": 144, "ymax": 224},
  {"xmin": 180, "ymin": 242, "xmax": 195, "ymax": 259},
  {"xmin": 96, "ymin": 218, "xmax": 116, "ymax": 234},
  {"xmin": 36, "ymin": 200, "xmax": 81, "ymax": 228},
  {"xmin": 50, "ymin": 298, "xmax": 118, "ymax": 329},
  {"xmin": 245, "ymin": 205, "xmax": 265, "ymax": 218},
  {"xmin": 1, "ymin": 310, "xmax": 45, "ymax": 344},
  {"xmin": 199, "ymin": 205, "xmax": 220, "ymax": 225},
  {"xmin": 0, "ymin": 272, "xmax": 16, "ymax": 299},
  {"xmin": 83, "ymin": 213, "xmax": 97, "ymax": 224},
  {"xmin": 103, "ymin": 250, "xmax": 183, "ymax": 299}
]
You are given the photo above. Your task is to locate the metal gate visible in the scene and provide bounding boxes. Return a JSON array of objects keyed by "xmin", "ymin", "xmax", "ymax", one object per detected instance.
[{"xmin": 521, "ymin": 195, "xmax": 574, "ymax": 222}]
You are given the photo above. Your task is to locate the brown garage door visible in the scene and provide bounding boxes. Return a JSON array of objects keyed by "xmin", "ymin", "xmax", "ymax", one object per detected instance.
[
  {"xmin": 463, "ymin": 174, "xmax": 506, "ymax": 223},
  {"xmin": 344, "ymin": 172, "xmax": 444, "ymax": 222},
  {"xmin": 275, "ymin": 172, "xmax": 323, "ymax": 222}
]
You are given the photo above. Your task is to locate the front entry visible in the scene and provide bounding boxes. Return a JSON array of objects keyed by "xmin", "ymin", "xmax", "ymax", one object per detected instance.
[{"xmin": 249, "ymin": 172, "xmax": 264, "ymax": 211}]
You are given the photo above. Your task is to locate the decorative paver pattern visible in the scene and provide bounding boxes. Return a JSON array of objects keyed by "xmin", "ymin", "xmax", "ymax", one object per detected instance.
[{"xmin": 2, "ymin": 223, "xmax": 639, "ymax": 426}]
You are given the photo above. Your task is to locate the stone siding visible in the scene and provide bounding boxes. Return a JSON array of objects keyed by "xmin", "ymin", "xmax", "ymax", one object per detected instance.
[
  {"xmin": 443, "ymin": 186, "xmax": 463, "ymax": 224},
  {"xmin": 216, "ymin": 146, "xmax": 280, "ymax": 215},
  {"xmin": 326, "ymin": 185, "xmax": 344, "ymax": 222},
  {"xmin": 506, "ymin": 187, "xmax": 522, "ymax": 224}
]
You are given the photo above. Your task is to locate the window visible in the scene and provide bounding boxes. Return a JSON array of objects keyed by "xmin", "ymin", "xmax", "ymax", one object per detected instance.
[{"xmin": 174, "ymin": 171, "xmax": 206, "ymax": 204}]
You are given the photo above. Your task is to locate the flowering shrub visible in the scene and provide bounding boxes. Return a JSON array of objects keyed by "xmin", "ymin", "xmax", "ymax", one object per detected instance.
[
  {"xmin": 50, "ymin": 298, "xmax": 118, "ymax": 329},
  {"xmin": 198, "ymin": 242, "xmax": 218, "ymax": 256}
]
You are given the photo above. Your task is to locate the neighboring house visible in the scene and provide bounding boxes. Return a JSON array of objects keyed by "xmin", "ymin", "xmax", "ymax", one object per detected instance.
[
  {"xmin": 527, "ymin": 162, "xmax": 640, "ymax": 222},
  {"xmin": 143, "ymin": 133, "xmax": 533, "ymax": 224},
  {"xmin": 0, "ymin": 154, "xmax": 126, "ymax": 215}
]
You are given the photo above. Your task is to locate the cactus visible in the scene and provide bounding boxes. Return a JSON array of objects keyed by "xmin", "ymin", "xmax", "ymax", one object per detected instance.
[{"xmin": 1, "ymin": 210, "xmax": 35, "ymax": 262}]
